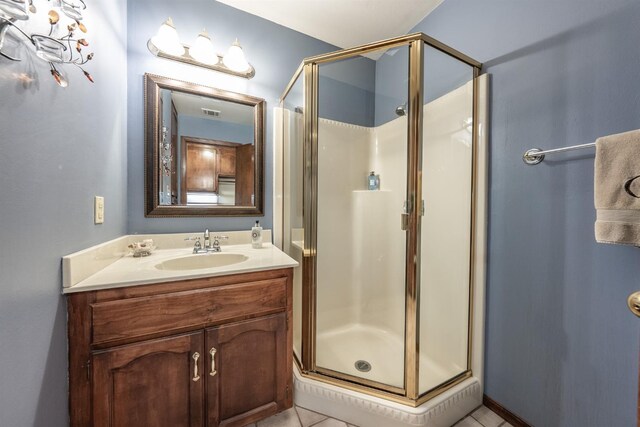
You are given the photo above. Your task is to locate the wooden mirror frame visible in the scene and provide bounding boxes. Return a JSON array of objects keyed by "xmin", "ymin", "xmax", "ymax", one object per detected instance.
[{"xmin": 144, "ymin": 73, "xmax": 265, "ymax": 217}]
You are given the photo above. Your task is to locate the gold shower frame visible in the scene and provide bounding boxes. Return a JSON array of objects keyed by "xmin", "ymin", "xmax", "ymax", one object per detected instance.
[{"xmin": 279, "ymin": 32, "xmax": 482, "ymax": 407}]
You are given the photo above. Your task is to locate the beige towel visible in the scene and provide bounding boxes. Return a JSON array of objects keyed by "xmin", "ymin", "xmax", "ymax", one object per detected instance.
[{"xmin": 595, "ymin": 129, "xmax": 640, "ymax": 245}]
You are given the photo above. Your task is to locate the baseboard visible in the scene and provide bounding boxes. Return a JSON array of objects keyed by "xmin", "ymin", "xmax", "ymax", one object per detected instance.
[{"xmin": 483, "ymin": 395, "xmax": 532, "ymax": 427}]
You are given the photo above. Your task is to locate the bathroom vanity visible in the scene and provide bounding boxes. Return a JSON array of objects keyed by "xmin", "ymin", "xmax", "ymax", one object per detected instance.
[{"xmin": 63, "ymin": 232, "xmax": 296, "ymax": 427}]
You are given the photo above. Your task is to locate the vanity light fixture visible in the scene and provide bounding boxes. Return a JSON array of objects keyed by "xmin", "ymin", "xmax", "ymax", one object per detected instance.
[
  {"xmin": 147, "ymin": 18, "xmax": 255, "ymax": 79},
  {"xmin": 0, "ymin": 0, "xmax": 95, "ymax": 87}
]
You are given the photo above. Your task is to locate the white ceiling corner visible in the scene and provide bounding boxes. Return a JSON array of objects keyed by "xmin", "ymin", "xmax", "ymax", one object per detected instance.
[{"xmin": 216, "ymin": 0, "xmax": 443, "ymax": 60}]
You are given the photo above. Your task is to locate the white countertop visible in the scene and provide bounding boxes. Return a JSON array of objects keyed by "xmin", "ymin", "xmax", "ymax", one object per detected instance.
[{"xmin": 63, "ymin": 243, "xmax": 298, "ymax": 294}]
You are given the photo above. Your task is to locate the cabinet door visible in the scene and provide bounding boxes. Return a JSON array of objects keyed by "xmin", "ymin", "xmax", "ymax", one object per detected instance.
[
  {"xmin": 235, "ymin": 144, "xmax": 254, "ymax": 206},
  {"xmin": 92, "ymin": 332, "xmax": 204, "ymax": 427},
  {"xmin": 217, "ymin": 146, "xmax": 237, "ymax": 177},
  {"xmin": 206, "ymin": 314, "xmax": 288, "ymax": 426},
  {"xmin": 186, "ymin": 142, "xmax": 218, "ymax": 193}
]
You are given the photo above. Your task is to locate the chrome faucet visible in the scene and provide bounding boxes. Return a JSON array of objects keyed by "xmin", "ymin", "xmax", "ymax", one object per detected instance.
[
  {"xmin": 203, "ymin": 228, "xmax": 211, "ymax": 251},
  {"xmin": 186, "ymin": 230, "xmax": 228, "ymax": 254}
]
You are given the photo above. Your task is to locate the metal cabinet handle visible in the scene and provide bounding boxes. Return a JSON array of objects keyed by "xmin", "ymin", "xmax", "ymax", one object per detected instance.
[
  {"xmin": 209, "ymin": 347, "xmax": 217, "ymax": 377},
  {"xmin": 628, "ymin": 292, "xmax": 640, "ymax": 318},
  {"xmin": 192, "ymin": 352, "xmax": 201, "ymax": 382}
]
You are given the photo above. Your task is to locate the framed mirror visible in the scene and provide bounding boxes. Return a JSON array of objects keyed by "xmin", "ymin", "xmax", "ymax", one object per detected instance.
[{"xmin": 144, "ymin": 73, "xmax": 265, "ymax": 216}]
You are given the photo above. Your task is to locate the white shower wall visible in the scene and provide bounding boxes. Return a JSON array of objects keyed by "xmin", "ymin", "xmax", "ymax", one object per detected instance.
[
  {"xmin": 316, "ymin": 119, "xmax": 410, "ymax": 339},
  {"xmin": 315, "ymin": 80, "xmax": 475, "ymax": 391},
  {"xmin": 420, "ymin": 81, "xmax": 474, "ymax": 391}
]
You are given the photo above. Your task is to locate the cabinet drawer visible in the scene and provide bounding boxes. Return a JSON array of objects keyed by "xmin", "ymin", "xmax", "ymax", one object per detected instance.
[{"xmin": 91, "ymin": 278, "xmax": 286, "ymax": 346}]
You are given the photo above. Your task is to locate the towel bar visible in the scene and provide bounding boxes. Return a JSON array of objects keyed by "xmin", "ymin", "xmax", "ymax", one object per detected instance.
[{"xmin": 523, "ymin": 142, "xmax": 596, "ymax": 165}]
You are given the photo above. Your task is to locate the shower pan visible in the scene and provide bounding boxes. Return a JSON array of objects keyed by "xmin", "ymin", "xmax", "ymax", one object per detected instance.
[{"xmin": 275, "ymin": 33, "xmax": 488, "ymax": 426}]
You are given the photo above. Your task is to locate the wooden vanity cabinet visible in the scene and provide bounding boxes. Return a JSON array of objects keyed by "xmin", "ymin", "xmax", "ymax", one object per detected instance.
[
  {"xmin": 92, "ymin": 332, "xmax": 204, "ymax": 427},
  {"xmin": 207, "ymin": 314, "xmax": 288, "ymax": 426},
  {"xmin": 67, "ymin": 268, "xmax": 293, "ymax": 427}
]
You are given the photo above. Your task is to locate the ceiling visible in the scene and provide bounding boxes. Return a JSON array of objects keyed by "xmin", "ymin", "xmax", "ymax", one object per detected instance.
[{"xmin": 216, "ymin": 0, "xmax": 443, "ymax": 58}]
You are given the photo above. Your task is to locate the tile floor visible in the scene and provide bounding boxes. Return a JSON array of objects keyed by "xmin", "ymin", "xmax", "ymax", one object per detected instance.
[
  {"xmin": 251, "ymin": 404, "xmax": 509, "ymax": 427},
  {"xmin": 454, "ymin": 405, "xmax": 512, "ymax": 427}
]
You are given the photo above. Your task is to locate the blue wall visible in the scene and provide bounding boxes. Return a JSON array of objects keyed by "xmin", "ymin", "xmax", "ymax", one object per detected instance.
[
  {"xmin": 177, "ymin": 114, "xmax": 254, "ymax": 144},
  {"xmin": 127, "ymin": 0, "xmax": 341, "ymax": 234},
  {"xmin": 374, "ymin": 43, "xmax": 475, "ymax": 126},
  {"xmin": 318, "ymin": 75, "xmax": 376, "ymax": 127},
  {"xmin": 412, "ymin": 1, "xmax": 640, "ymax": 425},
  {"xmin": 317, "ymin": 55, "xmax": 377, "ymax": 127},
  {"xmin": 0, "ymin": 1, "xmax": 128, "ymax": 425}
]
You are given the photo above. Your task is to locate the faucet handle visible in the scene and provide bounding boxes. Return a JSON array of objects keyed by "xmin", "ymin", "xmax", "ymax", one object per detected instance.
[
  {"xmin": 212, "ymin": 235, "xmax": 228, "ymax": 246},
  {"xmin": 191, "ymin": 237, "xmax": 202, "ymax": 253}
]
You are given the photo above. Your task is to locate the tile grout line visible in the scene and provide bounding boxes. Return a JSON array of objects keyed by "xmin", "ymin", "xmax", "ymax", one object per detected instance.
[
  {"xmin": 296, "ymin": 405, "xmax": 331, "ymax": 427},
  {"xmin": 470, "ymin": 414, "xmax": 483, "ymax": 426},
  {"xmin": 294, "ymin": 406, "xmax": 303, "ymax": 427}
]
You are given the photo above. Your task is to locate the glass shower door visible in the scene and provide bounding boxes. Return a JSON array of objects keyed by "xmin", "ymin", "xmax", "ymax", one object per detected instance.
[
  {"xmin": 313, "ymin": 46, "xmax": 410, "ymax": 391},
  {"xmin": 281, "ymin": 73, "xmax": 305, "ymax": 364},
  {"xmin": 419, "ymin": 43, "xmax": 476, "ymax": 394}
]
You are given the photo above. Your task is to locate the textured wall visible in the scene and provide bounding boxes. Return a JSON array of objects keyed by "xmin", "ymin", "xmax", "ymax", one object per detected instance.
[
  {"xmin": 127, "ymin": 0, "xmax": 341, "ymax": 234},
  {"xmin": 0, "ymin": 1, "xmax": 128, "ymax": 425},
  {"xmin": 412, "ymin": 1, "xmax": 640, "ymax": 425}
]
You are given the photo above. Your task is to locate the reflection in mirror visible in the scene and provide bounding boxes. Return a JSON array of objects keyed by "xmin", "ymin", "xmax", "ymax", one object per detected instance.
[{"xmin": 145, "ymin": 74, "xmax": 264, "ymax": 217}]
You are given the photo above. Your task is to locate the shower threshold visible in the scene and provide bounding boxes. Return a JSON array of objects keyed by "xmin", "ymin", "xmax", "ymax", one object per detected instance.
[{"xmin": 293, "ymin": 366, "xmax": 481, "ymax": 427}]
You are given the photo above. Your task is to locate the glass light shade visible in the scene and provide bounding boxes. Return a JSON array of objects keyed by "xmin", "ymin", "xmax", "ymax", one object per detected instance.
[
  {"xmin": 32, "ymin": 35, "xmax": 66, "ymax": 63},
  {"xmin": 0, "ymin": 0, "xmax": 29, "ymax": 20},
  {"xmin": 151, "ymin": 18, "xmax": 184, "ymax": 57},
  {"xmin": 222, "ymin": 39, "xmax": 250, "ymax": 72},
  {"xmin": 189, "ymin": 30, "xmax": 217, "ymax": 65},
  {"xmin": 60, "ymin": 0, "xmax": 84, "ymax": 21}
]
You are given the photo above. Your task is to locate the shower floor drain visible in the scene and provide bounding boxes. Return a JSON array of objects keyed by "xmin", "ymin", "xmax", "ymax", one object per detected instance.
[{"xmin": 354, "ymin": 360, "xmax": 371, "ymax": 372}]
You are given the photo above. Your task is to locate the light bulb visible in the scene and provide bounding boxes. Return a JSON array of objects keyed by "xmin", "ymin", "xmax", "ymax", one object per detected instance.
[
  {"xmin": 151, "ymin": 18, "xmax": 184, "ymax": 57},
  {"xmin": 222, "ymin": 39, "xmax": 250, "ymax": 72},
  {"xmin": 189, "ymin": 29, "xmax": 218, "ymax": 65}
]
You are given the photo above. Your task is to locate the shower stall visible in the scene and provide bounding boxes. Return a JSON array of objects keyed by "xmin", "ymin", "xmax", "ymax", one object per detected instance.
[{"xmin": 275, "ymin": 33, "xmax": 488, "ymax": 425}]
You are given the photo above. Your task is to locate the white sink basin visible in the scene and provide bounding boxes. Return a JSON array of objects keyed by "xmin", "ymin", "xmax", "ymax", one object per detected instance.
[{"xmin": 155, "ymin": 253, "xmax": 249, "ymax": 271}]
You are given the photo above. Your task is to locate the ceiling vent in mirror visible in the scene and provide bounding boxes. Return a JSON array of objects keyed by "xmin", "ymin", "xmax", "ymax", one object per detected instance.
[{"xmin": 202, "ymin": 108, "xmax": 221, "ymax": 118}]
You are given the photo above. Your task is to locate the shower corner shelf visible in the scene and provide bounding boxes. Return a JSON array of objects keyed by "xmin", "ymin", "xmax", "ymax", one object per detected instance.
[{"xmin": 291, "ymin": 240, "xmax": 305, "ymax": 251}]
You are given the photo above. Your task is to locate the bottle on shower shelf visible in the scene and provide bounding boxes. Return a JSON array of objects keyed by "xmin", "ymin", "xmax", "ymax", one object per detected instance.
[{"xmin": 368, "ymin": 171, "xmax": 380, "ymax": 190}]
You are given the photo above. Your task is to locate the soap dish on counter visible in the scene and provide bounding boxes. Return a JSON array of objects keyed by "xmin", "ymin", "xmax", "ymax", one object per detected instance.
[{"xmin": 128, "ymin": 240, "xmax": 156, "ymax": 258}]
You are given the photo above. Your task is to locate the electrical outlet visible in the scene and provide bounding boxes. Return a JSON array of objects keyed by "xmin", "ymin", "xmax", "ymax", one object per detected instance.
[{"xmin": 94, "ymin": 196, "xmax": 104, "ymax": 224}]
